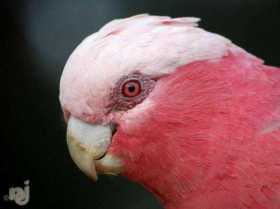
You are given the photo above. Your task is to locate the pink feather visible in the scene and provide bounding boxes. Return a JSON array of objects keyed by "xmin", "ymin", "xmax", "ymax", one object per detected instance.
[
  {"xmin": 59, "ymin": 15, "xmax": 280, "ymax": 209},
  {"xmin": 109, "ymin": 50, "xmax": 280, "ymax": 209}
]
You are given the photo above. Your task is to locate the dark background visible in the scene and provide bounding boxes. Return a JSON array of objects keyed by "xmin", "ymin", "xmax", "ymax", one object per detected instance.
[{"xmin": 1, "ymin": 0, "xmax": 279, "ymax": 209}]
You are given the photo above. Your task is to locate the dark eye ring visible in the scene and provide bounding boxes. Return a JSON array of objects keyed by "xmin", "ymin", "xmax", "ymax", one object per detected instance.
[{"xmin": 121, "ymin": 79, "xmax": 142, "ymax": 97}]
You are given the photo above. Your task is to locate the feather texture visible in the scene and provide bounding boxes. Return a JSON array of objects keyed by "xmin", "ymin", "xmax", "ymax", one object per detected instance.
[{"xmin": 59, "ymin": 14, "xmax": 280, "ymax": 209}]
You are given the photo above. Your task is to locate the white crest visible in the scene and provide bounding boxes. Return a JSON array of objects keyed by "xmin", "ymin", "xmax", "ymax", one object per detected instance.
[{"xmin": 60, "ymin": 14, "xmax": 233, "ymax": 117}]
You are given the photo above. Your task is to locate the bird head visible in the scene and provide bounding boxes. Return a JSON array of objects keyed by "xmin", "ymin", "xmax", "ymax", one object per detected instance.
[{"xmin": 59, "ymin": 14, "xmax": 241, "ymax": 202}]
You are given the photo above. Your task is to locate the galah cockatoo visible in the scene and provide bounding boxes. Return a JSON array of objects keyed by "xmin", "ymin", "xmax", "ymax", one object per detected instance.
[{"xmin": 59, "ymin": 14, "xmax": 280, "ymax": 209}]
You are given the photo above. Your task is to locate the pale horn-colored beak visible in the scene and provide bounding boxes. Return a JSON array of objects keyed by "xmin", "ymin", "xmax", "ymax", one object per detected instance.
[{"xmin": 66, "ymin": 116, "xmax": 123, "ymax": 180}]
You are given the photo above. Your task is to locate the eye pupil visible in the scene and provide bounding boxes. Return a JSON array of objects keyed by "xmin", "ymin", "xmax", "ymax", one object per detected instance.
[
  {"xmin": 128, "ymin": 85, "xmax": 136, "ymax": 92},
  {"xmin": 122, "ymin": 80, "xmax": 141, "ymax": 97}
]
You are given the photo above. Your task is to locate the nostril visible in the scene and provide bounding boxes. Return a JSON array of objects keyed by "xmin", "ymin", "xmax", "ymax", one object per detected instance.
[{"xmin": 63, "ymin": 109, "xmax": 70, "ymax": 123}]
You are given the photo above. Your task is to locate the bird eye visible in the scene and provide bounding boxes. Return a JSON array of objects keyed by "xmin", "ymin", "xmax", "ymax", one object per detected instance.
[{"xmin": 121, "ymin": 80, "xmax": 142, "ymax": 97}]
